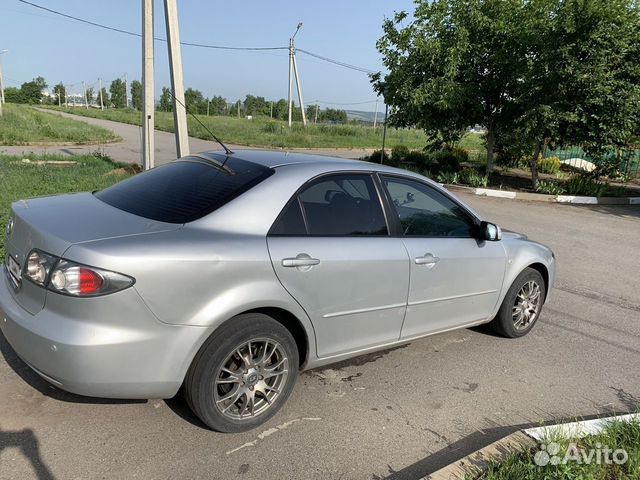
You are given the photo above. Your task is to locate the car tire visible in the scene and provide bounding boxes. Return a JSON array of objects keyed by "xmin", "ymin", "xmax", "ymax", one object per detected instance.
[
  {"xmin": 184, "ymin": 313, "xmax": 299, "ymax": 433},
  {"xmin": 490, "ymin": 267, "xmax": 546, "ymax": 338}
]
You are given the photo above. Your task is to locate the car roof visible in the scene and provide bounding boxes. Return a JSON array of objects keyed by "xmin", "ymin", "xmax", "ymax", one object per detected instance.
[{"xmin": 202, "ymin": 149, "xmax": 401, "ymax": 173}]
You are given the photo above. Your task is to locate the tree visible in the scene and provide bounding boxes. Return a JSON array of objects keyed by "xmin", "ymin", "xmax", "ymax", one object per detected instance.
[
  {"xmin": 98, "ymin": 87, "xmax": 109, "ymax": 108},
  {"xmin": 85, "ymin": 87, "xmax": 94, "ymax": 106},
  {"xmin": 19, "ymin": 76, "xmax": 48, "ymax": 104},
  {"xmin": 271, "ymin": 99, "xmax": 288, "ymax": 120},
  {"xmin": 374, "ymin": 0, "xmax": 532, "ymax": 173},
  {"xmin": 184, "ymin": 88, "xmax": 206, "ymax": 113},
  {"xmin": 243, "ymin": 95, "xmax": 269, "ymax": 116},
  {"xmin": 130, "ymin": 80, "xmax": 143, "ymax": 110},
  {"xmin": 52, "ymin": 83, "xmax": 66, "ymax": 105},
  {"xmin": 4, "ymin": 87, "xmax": 21, "ymax": 103},
  {"xmin": 159, "ymin": 87, "xmax": 173, "ymax": 112},
  {"xmin": 208, "ymin": 95, "xmax": 227, "ymax": 115},
  {"xmin": 109, "ymin": 78, "xmax": 126, "ymax": 108}
]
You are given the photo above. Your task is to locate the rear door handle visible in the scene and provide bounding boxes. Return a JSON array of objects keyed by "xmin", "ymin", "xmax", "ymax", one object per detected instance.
[
  {"xmin": 282, "ymin": 253, "xmax": 320, "ymax": 268},
  {"xmin": 415, "ymin": 253, "xmax": 440, "ymax": 267}
]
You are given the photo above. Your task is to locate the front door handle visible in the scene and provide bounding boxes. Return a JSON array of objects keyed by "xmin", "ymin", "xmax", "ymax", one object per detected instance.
[
  {"xmin": 282, "ymin": 253, "xmax": 320, "ymax": 269},
  {"xmin": 415, "ymin": 253, "xmax": 440, "ymax": 267}
]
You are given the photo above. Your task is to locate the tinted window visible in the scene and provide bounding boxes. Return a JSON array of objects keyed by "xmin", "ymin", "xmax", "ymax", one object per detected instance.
[
  {"xmin": 270, "ymin": 198, "xmax": 306, "ymax": 235},
  {"xmin": 95, "ymin": 156, "xmax": 273, "ymax": 223},
  {"xmin": 271, "ymin": 174, "xmax": 387, "ymax": 236},
  {"xmin": 382, "ymin": 176, "xmax": 476, "ymax": 237}
]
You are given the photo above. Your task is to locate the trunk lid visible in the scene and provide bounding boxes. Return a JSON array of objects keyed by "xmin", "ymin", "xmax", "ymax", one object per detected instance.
[{"xmin": 4, "ymin": 192, "xmax": 179, "ymax": 314}]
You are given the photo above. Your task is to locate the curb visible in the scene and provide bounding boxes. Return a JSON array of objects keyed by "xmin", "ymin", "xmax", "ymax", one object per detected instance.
[
  {"xmin": 444, "ymin": 184, "xmax": 640, "ymax": 205},
  {"xmin": 423, "ymin": 413, "xmax": 640, "ymax": 480}
]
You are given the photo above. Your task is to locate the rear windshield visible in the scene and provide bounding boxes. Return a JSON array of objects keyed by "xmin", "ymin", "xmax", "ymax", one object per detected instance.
[{"xmin": 95, "ymin": 155, "xmax": 273, "ymax": 223}]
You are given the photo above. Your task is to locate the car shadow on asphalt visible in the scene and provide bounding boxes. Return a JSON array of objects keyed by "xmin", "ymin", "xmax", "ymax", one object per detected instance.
[
  {"xmin": 0, "ymin": 427, "xmax": 56, "ymax": 480},
  {"xmin": 0, "ymin": 331, "xmax": 146, "ymax": 405},
  {"xmin": 164, "ymin": 393, "xmax": 211, "ymax": 430},
  {"xmin": 569, "ymin": 204, "xmax": 640, "ymax": 220}
]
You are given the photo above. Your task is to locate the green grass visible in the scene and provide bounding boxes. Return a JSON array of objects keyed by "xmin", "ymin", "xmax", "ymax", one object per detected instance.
[
  {"xmin": 0, "ymin": 153, "xmax": 132, "ymax": 259},
  {"xmin": 475, "ymin": 417, "xmax": 640, "ymax": 479},
  {"xmin": 43, "ymin": 106, "xmax": 430, "ymax": 149},
  {"xmin": 0, "ymin": 104, "xmax": 120, "ymax": 146}
]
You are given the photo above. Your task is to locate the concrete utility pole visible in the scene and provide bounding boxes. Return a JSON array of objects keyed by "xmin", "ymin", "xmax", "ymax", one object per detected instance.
[
  {"xmin": 0, "ymin": 49, "xmax": 7, "ymax": 116},
  {"xmin": 373, "ymin": 99, "xmax": 379, "ymax": 128},
  {"xmin": 82, "ymin": 81, "xmax": 88, "ymax": 109},
  {"xmin": 287, "ymin": 23, "xmax": 306, "ymax": 127},
  {"xmin": 142, "ymin": 0, "xmax": 155, "ymax": 170},
  {"xmin": 57, "ymin": 83, "xmax": 61, "ymax": 107},
  {"xmin": 124, "ymin": 73, "xmax": 129, "ymax": 109},
  {"xmin": 164, "ymin": 0, "xmax": 189, "ymax": 157},
  {"xmin": 98, "ymin": 78, "xmax": 104, "ymax": 110},
  {"xmin": 270, "ymin": 101, "xmax": 273, "ymax": 119},
  {"xmin": 207, "ymin": 99, "xmax": 210, "ymax": 116},
  {"xmin": 314, "ymin": 104, "xmax": 319, "ymax": 124}
]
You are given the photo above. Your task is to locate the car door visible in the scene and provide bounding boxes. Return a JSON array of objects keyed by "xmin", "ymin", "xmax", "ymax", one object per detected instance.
[
  {"xmin": 267, "ymin": 172, "xmax": 410, "ymax": 358},
  {"xmin": 379, "ymin": 175, "xmax": 506, "ymax": 340}
]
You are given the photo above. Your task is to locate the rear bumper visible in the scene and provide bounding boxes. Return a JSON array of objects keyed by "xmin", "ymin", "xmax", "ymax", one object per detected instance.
[{"xmin": 0, "ymin": 267, "xmax": 208, "ymax": 399}]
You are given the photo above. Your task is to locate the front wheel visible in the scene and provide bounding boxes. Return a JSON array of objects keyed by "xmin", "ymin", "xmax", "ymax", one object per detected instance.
[
  {"xmin": 490, "ymin": 267, "xmax": 546, "ymax": 338},
  {"xmin": 184, "ymin": 313, "xmax": 299, "ymax": 432}
]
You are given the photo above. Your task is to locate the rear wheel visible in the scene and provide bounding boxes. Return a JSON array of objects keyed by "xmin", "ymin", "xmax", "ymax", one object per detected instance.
[
  {"xmin": 184, "ymin": 313, "xmax": 299, "ymax": 432},
  {"xmin": 490, "ymin": 267, "xmax": 546, "ymax": 338}
]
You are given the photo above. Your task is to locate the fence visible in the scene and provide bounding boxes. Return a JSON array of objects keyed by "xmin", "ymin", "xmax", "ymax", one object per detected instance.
[{"xmin": 544, "ymin": 145, "xmax": 640, "ymax": 179}]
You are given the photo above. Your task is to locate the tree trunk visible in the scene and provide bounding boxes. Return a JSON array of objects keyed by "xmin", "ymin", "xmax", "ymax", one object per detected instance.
[
  {"xmin": 486, "ymin": 128, "xmax": 495, "ymax": 174},
  {"xmin": 531, "ymin": 140, "xmax": 543, "ymax": 189}
]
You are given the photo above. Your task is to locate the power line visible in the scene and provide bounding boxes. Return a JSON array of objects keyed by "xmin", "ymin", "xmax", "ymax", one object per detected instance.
[
  {"xmin": 16, "ymin": 0, "xmax": 378, "ymax": 72},
  {"xmin": 297, "ymin": 49, "xmax": 377, "ymax": 74},
  {"xmin": 17, "ymin": 0, "xmax": 287, "ymax": 51},
  {"xmin": 313, "ymin": 99, "xmax": 379, "ymax": 106}
]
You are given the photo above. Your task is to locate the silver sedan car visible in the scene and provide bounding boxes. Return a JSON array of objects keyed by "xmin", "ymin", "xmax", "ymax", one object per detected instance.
[{"xmin": 1, "ymin": 150, "xmax": 555, "ymax": 432}]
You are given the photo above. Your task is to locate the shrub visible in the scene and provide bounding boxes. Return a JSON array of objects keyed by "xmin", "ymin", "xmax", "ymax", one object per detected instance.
[
  {"xmin": 434, "ymin": 147, "xmax": 466, "ymax": 172},
  {"xmin": 458, "ymin": 168, "xmax": 489, "ymax": 187},
  {"xmin": 538, "ymin": 156, "xmax": 561, "ymax": 174},
  {"xmin": 366, "ymin": 149, "xmax": 389, "ymax": 164},
  {"xmin": 391, "ymin": 145, "xmax": 410, "ymax": 163},
  {"xmin": 404, "ymin": 150, "xmax": 433, "ymax": 168},
  {"xmin": 563, "ymin": 175, "xmax": 610, "ymax": 197},
  {"xmin": 437, "ymin": 171, "xmax": 459, "ymax": 184},
  {"xmin": 535, "ymin": 180, "xmax": 565, "ymax": 195}
]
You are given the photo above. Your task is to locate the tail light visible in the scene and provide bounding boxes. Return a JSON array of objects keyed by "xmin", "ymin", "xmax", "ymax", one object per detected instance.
[{"xmin": 23, "ymin": 249, "xmax": 134, "ymax": 297}]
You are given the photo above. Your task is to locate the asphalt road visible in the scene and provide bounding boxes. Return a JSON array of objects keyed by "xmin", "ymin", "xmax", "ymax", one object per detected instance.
[
  {"xmin": 1, "ymin": 192, "xmax": 639, "ymax": 480},
  {"xmin": 0, "ymin": 109, "xmax": 375, "ymax": 164}
]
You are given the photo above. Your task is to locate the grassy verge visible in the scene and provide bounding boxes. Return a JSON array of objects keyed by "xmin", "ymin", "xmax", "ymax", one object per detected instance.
[
  {"xmin": 43, "ymin": 106, "xmax": 430, "ymax": 149},
  {"xmin": 0, "ymin": 153, "xmax": 133, "ymax": 259},
  {"xmin": 476, "ymin": 418, "xmax": 640, "ymax": 479},
  {"xmin": 0, "ymin": 104, "xmax": 120, "ymax": 146}
]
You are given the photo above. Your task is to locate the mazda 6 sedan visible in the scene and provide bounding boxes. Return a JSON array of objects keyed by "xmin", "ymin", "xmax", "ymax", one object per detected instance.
[{"xmin": 0, "ymin": 150, "xmax": 555, "ymax": 432}]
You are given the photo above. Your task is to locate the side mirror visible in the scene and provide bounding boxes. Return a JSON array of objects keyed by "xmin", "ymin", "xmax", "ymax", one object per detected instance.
[{"xmin": 480, "ymin": 221, "xmax": 502, "ymax": 241}]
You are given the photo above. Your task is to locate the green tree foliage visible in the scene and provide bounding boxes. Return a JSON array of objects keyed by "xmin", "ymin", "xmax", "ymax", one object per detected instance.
[
  {"xmin": 207, "ymin": 95, "xmax": 227, "ymax": 115},
  {"xmin": 271, "ymin": 99, "xmax": 288, "ymax": 120},
  {"xmin": 159, "ymin": 87, "xmax": 172, "ymax": 112},
  {"xmin": 243, "ymin": 95, "xmax": 269, "ymax": 116},
  {"xmin": 184, "ymin": 88, "xmax": 206, "ymax": 114},
  {"xmin": 97, "ymin": 87, "xmax": 109, "ymax": 108},
  {"xmin": 4, "ymin": 87, "xmax": 22, "ymax": 103},
  {"xmin": 16, "ymin": 76, "xmax": 48, "ymax": 104},
  {"xmin": 85, "ymin": 87, "xmax": 94, "ymax": 106},
  {"xmin": 109, "ymin": 78, "xmax": 127, "ymax": 108},
  {"xmin": 374, "ymin": 0, "xmax": 640, "ymax": 184},
  {"xmin": 52, "ymin": 83, "xmax": 66, "ymax": 105},
  {"xmin": 130, "ymin": 80, "xmax": 142, "ymax": 110}
]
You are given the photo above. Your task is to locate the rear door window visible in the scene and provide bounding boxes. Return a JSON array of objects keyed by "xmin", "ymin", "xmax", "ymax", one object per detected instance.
[
  {"xmin": 95, "ymin": 155, "xmax": 273, "ymax": 223},
  {"xmin": 271, "ymin": 173, "xmax": 388, "ymax": 236}
]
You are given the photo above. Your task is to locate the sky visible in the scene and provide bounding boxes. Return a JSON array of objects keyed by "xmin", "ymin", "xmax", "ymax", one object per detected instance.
[{"xmin": 0, "ymin": 0, "xmax": 415, "ymax": 111}]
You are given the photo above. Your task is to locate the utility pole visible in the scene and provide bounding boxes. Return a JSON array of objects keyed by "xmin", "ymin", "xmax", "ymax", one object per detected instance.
[
  {"xmin": 287, "ymin": 23, "xmax": 306, "ymax": 127},
  {"xmin": 82, "ymin": 81, "xmax": 88, "ymax": 109},
  {"xmin": 380, "ymin": 103, "xmax": 389, "ymax": 164},
  {"xmin": 142, "ymin": 0, "xmax": 155, "ymax": 170},
  {"xmin": 237, "ymin": 101, "xmax": 240, "ymax": 118},
  {"xmin": 0, "ymin": 49, "xmax": 7, "ymax": 116},
  {"xmin": 98, "ymin": 78, "xmax": 104, "ymax": 110},
  {"xmin": 57, "ymin": 82, "xmax": 61, "ymax": 107},
  {"xmin": 314, "ymin": 104, "xmax": 319, "ymax": 124},
  {"xmin": 124, "ymin": 73, "xmax": 129, "ymax": 108},
  {"xmin": 164, "ymin": 0, "xmax": 189, "ymax": 157},
  {"xmin": 373, "ymin": 99, "xmax": 379, "ymax": 128},
  {"xmin": 207, "ymin": 99, "xmax": 210, "ymax": 116},
  {"xmin": 270, "ymin": 101, "xmax": 273, "ymax": 119}
]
